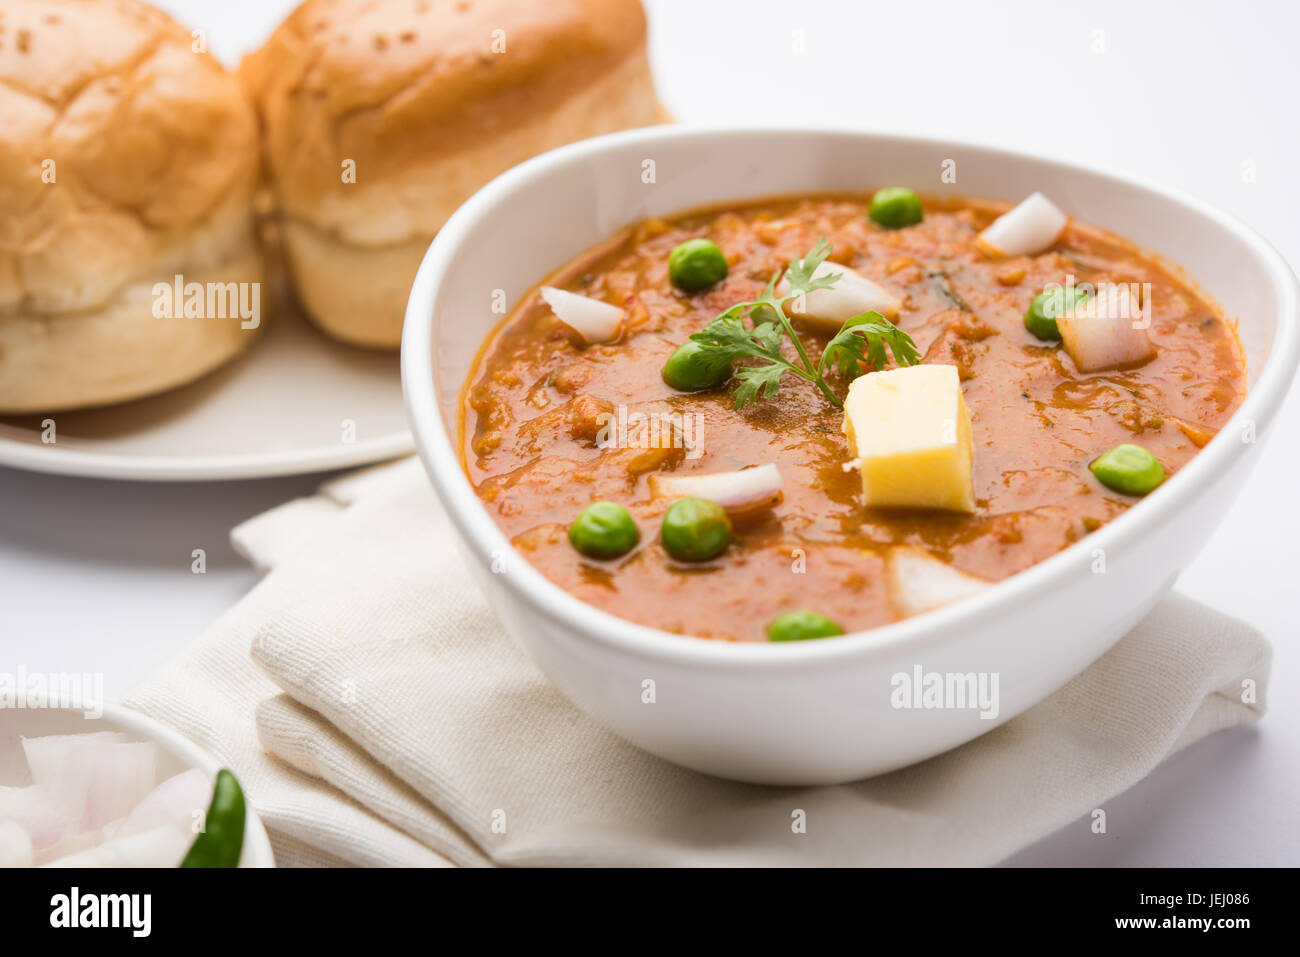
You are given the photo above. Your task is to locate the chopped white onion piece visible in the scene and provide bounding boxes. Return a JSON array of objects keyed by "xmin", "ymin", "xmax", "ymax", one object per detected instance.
[
  {"xmin": 20, "ymin": 731, "xmax": 127, "ymax": 788},
  {"xmin": 886, "ymin": 546, "xmax": 991, "ymax": 618},
  {"xmin": 42, "ymin": 815, "xmax": 195, "ymax": 869},
  {"xmin": 539, "ymin": 286, "xmax": 624, "ymax": 343},
  {"xmin": 0, "ymin": 819, "xmax": 33, "ymax": 868},
  {"xmin": 0, "ymin": 784, "xmax": 72, "ymax": 852},
  {"xmin": 34, "ymin": 819, "xmax": 125, "ymax": 866},
  {"xmin": 777, "ymin": 260, "xmax": 901, "ymax": 326},
  {"xmin": 22, "ymin": 733, "xmax": 157, "ymax": 831},
  {"xmin": 1057, "ymin": 283, "xmax": 1154, "ymax": 372},
  {"xmin": 118, "ymin": 769, "xmax": 211, "ymax": 839},
  {"xmin": 977, "ymin": 192, "xmax": 1068, "ymax": 257},
  {"xmin": 649, "ymin": 464, "xmax": 783, "ymax": 513}
]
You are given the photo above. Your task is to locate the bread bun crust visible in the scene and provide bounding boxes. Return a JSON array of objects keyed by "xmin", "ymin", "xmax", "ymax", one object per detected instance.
[
  {"xmin": 0, "ymin": 0, "xmax": 263, "ymax": 411},
  {"xmin": 244, "ymin": 0, "xmax": 661, "ymax": 347},
  {"xmin": 0, "ymin": 234, "xmax": 264, "ymax": 414}
]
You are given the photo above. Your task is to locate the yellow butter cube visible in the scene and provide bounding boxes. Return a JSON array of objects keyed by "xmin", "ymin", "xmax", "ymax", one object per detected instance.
[{"xmin": 841, "ymin": 364, "xmax": 975, "ymax": 512}]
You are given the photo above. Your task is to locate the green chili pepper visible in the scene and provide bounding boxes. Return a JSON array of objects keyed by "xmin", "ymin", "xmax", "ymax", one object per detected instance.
[{"xmin": 181, "ymin": 768, "xmax": 246, "ymax": 868}]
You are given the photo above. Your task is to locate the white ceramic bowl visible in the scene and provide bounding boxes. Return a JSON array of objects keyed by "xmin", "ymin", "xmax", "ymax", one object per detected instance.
[
  {"xmin": 1, "ymin": 703, "xmax": 275, "ymax": 866},
  {"xmin": 402, "ymin": 127, "xmax": 1299, "ymax": 785}
]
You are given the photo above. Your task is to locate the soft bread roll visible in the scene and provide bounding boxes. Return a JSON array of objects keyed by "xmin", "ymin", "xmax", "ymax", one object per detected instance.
[
  {"xmin": 243, "ymin": 0, "xmax": 663, "ymax": 348},
  {"xmin": 0, "ymin": 0, "xmax": 263, "ymax": 413}
]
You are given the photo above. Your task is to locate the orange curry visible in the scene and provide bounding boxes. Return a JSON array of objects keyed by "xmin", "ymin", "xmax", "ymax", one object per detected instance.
[{"xmin": 460, "ymin": 195, "xmax": 1245, "ymax": 641}]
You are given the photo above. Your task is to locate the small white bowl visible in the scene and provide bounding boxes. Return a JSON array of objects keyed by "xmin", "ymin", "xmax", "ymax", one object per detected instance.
[
  {"xmin": 0, "ymin": 703, "xmax": 275, "ymax": 867},
  {"xmin": 402, "ymin": 127, "xmax": 1299, "ymax": 785}
]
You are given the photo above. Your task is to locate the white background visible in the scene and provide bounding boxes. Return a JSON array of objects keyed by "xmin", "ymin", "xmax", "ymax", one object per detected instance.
[{"xmin": 2, "ymin": 0, "xmax": 1297, "ymax": 865}]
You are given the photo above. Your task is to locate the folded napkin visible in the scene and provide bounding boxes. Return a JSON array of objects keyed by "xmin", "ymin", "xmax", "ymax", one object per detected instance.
[{"xmin": 125, "ymin": 457, "xmax": 1272, "ymax": 866}]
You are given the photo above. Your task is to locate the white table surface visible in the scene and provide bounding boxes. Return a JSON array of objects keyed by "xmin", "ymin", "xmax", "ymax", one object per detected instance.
[{"xmin": 2, "ymin": 0, "xmax": 1297, "ymax": 866}]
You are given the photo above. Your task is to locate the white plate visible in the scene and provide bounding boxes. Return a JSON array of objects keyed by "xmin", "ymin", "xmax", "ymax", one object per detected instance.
[{"xmin": 0, "ymin": 291, "xmax": 412, "ymax": 482}]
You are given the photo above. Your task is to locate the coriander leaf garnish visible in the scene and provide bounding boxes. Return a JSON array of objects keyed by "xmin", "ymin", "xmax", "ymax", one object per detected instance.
[
  {"xmin": 781, "ymin": 239, "xmax": 841, "ymax": 296},
  {"xmin": 819, "ymin": 311, "xmax": 921, "ymax": 381},
  {"xmin": 732, "ymin": 363, "xmax": 788, "ymax": 407},
  {"xmin": 673, "ymin": 239, "xmax": 921, "ymax": 410}
]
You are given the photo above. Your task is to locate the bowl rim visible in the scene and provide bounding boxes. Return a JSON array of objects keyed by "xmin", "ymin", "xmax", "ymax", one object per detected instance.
[{"xmin": 401, "ymin": 124, "xmax": 1300, "ymax": 670}]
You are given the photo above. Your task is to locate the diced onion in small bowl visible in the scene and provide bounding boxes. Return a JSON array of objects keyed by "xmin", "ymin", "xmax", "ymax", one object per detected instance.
[
  {"xmin": 539, "ymin": 286, "xmax": 624, "ymax": 343},
  {"xmin": 649, "ymin": 464, "xmax": 783, "ymax": 513},
  {"xmin": 1057, "ymin": 283, "xmax": 1153, "ymax": 372},
  {"xmin": 977, "ymin": 192, "xmax": 1068, "ymax": 258},
  {"xmin": 886, "ymin": 546, "xmax": 991, "ymax": 618},
  {"xmin": 4, "ymin": 732, "xmax": 220, "ymax": 868},
  {"xmin": 776, "ymin": 260, "xmax": 901, "ymax": 327}
]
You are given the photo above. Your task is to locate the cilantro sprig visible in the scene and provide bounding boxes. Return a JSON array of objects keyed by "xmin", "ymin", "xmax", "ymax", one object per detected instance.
[{"xmin": 681, "ymin": 240, "xmax": 920, "ymax": 410}]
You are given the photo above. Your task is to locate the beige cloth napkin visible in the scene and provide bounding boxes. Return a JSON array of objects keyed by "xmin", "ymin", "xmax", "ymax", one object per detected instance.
[{"xmin": 124, "ymin": 457, "xmax": 1272, "ymax": 867}]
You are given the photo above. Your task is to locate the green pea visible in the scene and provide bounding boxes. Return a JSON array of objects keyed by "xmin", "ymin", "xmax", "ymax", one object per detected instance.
[
  {"xmin": 1025, "ymin": 285, "xmax": 1090, "ymax": 341},
  {"xmin": 668, "ymin": 238, "xmax": 728, "ymax": 291},
  {"xmin": 868, "ymin": 187, "xmax": 924, "ymax": 229},
  {"xmin": 767, "ymin": 611, "xmax": 844, "ymax": 642},
  {"xmin": 662, "ymin": 340, "xmax": 733, "ymax": 391},
  {"xmin": 569, "ymin": 501, "xmax": 640, "ymax": 559},
  {"xmin": 1090, "ymin": 444, "xmax": 1166, "ymax": 496},
  {"xmin": 661, "ymin": 497, "xmax": 731, "ymax": 562}
]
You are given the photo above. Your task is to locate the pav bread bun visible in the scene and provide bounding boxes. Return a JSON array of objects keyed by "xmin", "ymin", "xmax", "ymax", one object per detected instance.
[
  {"xmin": 0, "ymin": 0, "xmax": 263, "ymax": 414},
  {"xmin": 243, "ymin": 0, "xmax": 663, "ymax": 348}
]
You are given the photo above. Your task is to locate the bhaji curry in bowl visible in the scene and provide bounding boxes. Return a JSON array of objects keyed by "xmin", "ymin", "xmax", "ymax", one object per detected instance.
[
  {"xmin": 403, "ymin": 126, "xmax": 1297, "ymax": 781},
  {"xmin": 460, "ymin": 189, "xmax": 1246, "ymax": 642}
]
